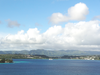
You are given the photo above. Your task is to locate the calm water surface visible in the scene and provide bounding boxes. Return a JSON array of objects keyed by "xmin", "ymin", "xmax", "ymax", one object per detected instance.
[{"xmin": 0, "ymin": 59, "xmax": 100, "ymax": 75}]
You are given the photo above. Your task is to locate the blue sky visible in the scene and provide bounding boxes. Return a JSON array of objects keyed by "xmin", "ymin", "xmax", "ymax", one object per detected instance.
[
  {"xmin": 0, "ymin": 0, "xmax": 100, "ymax": 50},
  {"xmin": 0, "ymin": 0, "xmax": 100, "ymax": 34}
]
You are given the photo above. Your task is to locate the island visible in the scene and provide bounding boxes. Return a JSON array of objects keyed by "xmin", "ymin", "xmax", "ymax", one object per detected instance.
[
  {"xmin": 0, "ymin": 58, "xmax": 13, "ymax": 63},
  {"xmin": 0, "ymin": 54, "xmax": 100, "ymax": 60}
]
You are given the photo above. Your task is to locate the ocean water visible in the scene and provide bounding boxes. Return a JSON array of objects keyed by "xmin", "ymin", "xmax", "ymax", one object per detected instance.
[{"xmin": 0, "ymin": 59, "xmax": 100, "ymax": 75}]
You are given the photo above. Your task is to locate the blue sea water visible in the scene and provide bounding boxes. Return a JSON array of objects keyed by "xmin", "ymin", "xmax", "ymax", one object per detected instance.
[{"xmin": 0, "ymin": 59, "xmax": 100, "ymax": 75}]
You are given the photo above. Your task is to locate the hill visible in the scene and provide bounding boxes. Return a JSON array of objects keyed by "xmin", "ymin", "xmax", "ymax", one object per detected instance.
[{"xmin": 0, "ymin": 50, "xmax": 100, "ymax": 57}]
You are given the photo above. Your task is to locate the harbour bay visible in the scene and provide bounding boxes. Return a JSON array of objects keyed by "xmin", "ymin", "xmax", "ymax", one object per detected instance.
[{"xmin": 0, "ymin": 59, "xmax": 100, "ymax": 75}]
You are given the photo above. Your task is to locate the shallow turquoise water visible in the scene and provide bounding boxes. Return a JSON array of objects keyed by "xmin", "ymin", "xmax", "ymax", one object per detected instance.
[{"xmin": 0, "ymin": 59, "xmax": 100, "ymax": 75}]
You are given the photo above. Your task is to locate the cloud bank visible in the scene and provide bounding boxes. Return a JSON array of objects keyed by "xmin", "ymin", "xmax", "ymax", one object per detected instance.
[
  {"xmin": 0, "ymin": 20, "xmax": 100, "ymax": 50},
  {"xmin": 49, "ymin": 2, "xmax": 89, "ymax": 24},
  {"xmin": 0, "ymin": 2, "xmax": 100, "ymax": 51}
]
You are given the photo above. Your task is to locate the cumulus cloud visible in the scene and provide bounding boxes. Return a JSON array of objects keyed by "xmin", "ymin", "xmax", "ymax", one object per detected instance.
[
  {"xmin": 1, "ymin": 28, "xmax": 43, "ymax": 44},
  {"xmin": 1, "ymin": 20, "xmax": 100, "ymax": 50},
  {"xmin": 6, "ymin": 19, "xmax": 20, "ymax": 28},
  {"xmin": 49, "ymin": 2, "xmax": 89, "ymax": 24}
]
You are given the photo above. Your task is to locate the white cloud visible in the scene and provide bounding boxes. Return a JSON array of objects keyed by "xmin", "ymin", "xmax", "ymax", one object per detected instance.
[
  {"xmin": 1, "ymin": 28, "xmax": 43, "ymax": 44},
  {"xmin": 68, "ymin": 2, "xmax": 89, "ymax": 20},
  {"xmin": 49, "ymin": 2, "xmax": 89, "ymax": 24},
  {"xmin": 1, "ymin": 20, "xmax": 100, "ymax": 50},
  {"xmin": 6, "ymin": 19, "xmax": 20, "ymax": 28},
  {"xmin": 43, "ymin": 25, "xmax": 63, "ymax": 37},
  {"xmin": 0, "ymin": 32, "xmax": 7, "ymax": 39}
]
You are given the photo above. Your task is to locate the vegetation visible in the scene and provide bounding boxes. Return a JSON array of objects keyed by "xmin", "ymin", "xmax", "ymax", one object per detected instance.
[
  {"xmin": 0, "ymin": 54, "xmax": 58, "ymax": 59},
  {"xmin": 0, "ymin": 54, "xmax": 28, "ymax": 59},
  {"xmin": 61, "ymin": 55, "xmax": 100, "ymax": 60},
  {"xmin": 0, "ymin": 58, "xmax": 13, "ymax": 63},
  {"xmin": 0, "ymin": 54, "xmax": 100, "ymax": 60},
  {"xmin": 1, "ymin": 50, "xmax": 100, "ymax": 57}
]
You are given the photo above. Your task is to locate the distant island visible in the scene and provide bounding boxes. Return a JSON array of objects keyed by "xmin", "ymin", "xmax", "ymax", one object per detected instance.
[
  {"xmin": 0, "ymin": 54, "xmax": 100, "ymax": 60},
  {"xmin": 0, "ymin": 58, "xmax": 13, "ymax": 63}
]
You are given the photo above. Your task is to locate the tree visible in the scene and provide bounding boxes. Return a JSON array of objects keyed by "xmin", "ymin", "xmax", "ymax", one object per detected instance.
[{"xmin": 1, "ymin": 58, "xmax": 5, "ymax": 63}]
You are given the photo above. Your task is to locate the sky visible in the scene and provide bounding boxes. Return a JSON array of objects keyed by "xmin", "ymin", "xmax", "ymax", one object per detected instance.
[{"xmin": 0, "ymin": 0, "xmax": 100, "ymax": 51}]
